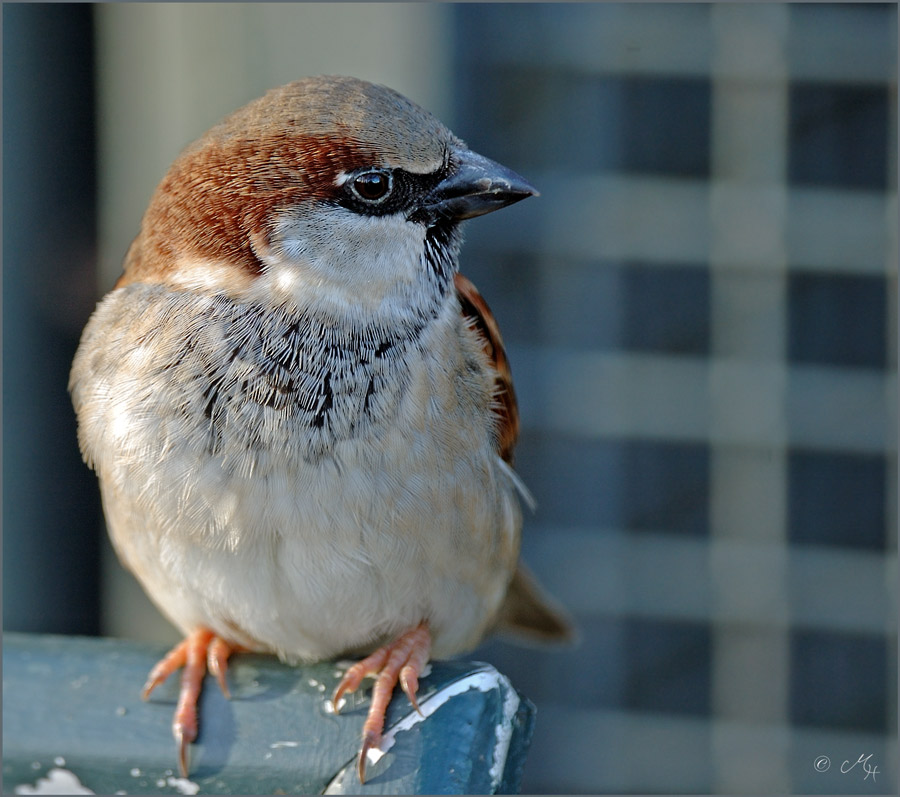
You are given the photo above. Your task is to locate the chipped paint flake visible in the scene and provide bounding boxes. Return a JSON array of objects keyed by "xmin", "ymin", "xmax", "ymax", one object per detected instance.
[
  {"xmin": 166, "ymin": 776, "xmax": 200, "ymax": 795},
  {"xmin": 490, "ymin": 677, "xmax": 521, "ymax": 787},
  {"xmin": 364, "ymin": 665, "xmax": 518, "ymax": 793},
  {"xmin": 323, "ymin": 695, "xmax": 346, "ymax": 714},
  {"xmin": 15, "ymin": 768, "xmax": 94, "ymax": 794},
  {"xmin": 322, "ymin": 665, "xmax": 521, "ymax": 793}
]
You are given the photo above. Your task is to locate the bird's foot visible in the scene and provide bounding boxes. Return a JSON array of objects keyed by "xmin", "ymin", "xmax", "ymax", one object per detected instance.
[
  {"xmin": 332, "ymin": 622, "xmax": 431, "ymax": 783},
  {"xmin": 142, "ymin": 627, "xmax": 240, "ymax": 776}
]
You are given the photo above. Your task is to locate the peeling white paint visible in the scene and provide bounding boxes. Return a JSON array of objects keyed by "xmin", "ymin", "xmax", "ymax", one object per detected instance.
[
  {"xmin": 323, "ymin": 696, "xmax": 346, "ymax": 714},
  {"xmin": 323, "ymin": 664, "xmax": 519, "ymax": 793},
  {"xmin": 489, "ymin": 678, "xmax": 521, "ymax": 787},
  {"xmin": 15, "ymin": 768, "xmax": 94, "ymax": 794},
  {"xmin": 166, "ymin": 776, "xmax": 200, "ymax": 795},
  {"xmin": 363, "ymin": 665, "xmax": 516, "ymax": 783}
]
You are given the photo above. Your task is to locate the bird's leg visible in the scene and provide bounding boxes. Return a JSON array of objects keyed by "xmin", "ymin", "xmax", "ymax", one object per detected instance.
[
  {"xmin": 332, "ymin": 622, "xmax": 432, "ymax": 784},
  {"xmin": 142, "ymin": 627, "xmax": 239, "ymax": 776}
]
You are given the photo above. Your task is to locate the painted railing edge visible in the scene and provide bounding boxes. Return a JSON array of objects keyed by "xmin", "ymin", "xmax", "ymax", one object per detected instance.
[{"xmin": 2, "ymin": 632, "xmax": 535, "ymax": 795}]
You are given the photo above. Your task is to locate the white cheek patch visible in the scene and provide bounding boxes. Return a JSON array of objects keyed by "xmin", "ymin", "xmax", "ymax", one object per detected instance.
[{"xmin": 263, "ymin": 207, "xmax": 428, "ymax": 307}]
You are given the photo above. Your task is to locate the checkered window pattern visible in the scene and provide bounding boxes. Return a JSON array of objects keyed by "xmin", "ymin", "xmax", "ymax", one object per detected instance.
[{"xmin": 455, "ymin": 5, "xmax": 898, "ymax": 793}]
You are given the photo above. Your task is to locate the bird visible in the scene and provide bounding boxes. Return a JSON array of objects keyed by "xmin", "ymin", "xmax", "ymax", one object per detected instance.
[{"xmin": 70, "ymin": 75, "xmax": 571, "ymax": 783}]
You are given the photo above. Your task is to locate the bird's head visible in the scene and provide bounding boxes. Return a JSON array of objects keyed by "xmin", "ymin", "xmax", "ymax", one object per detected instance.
[{"xmin": 122, "ymin": 76, "xmax": 537, "ymax": 321}]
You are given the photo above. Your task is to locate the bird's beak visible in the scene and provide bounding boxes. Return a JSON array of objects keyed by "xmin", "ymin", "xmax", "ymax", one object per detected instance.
[{"xmin": 424, "ymin": 148, "xmax": 539, "ymax": 222}]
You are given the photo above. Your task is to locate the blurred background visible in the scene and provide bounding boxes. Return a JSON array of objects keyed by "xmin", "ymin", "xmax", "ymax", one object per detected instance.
[{"xmin": 3, "ymin": 3, "xmax": 897, "ymax": 793}]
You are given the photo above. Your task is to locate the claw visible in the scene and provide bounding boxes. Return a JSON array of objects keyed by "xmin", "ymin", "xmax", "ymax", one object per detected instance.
[
  {"xmin": 332, "ymin": 646, "xmax": 391, "ymax": 713},
  {"xmin": 207, "ymin": 636, "xmax": 234, "ymax": 699},
  {"xmin": 399, "ymin": 667, "xmax": 422, "ymax": 716},
  {"xmin": 174, "ymin": 724, "xmax": 190, "ymax": 778},
  {"xmin": 358, "ymin": 729, "xmax": 379, "ymax": 784},
  {"xmin": 142, "ymin": 628, "xmax": 238, "ymax": 776},
  {"xmin": 142, "ymin": 638, "xmax": 191, "ymax": 700},
  {"xmin": 333, "ymin": 623, "xmax": 432, "ymax": 783}
]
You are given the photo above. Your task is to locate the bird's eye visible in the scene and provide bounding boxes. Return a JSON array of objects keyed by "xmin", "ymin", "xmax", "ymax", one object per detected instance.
[{"xmin": 351, "ymin": 170, "xmax": 393, "ymax": 202}]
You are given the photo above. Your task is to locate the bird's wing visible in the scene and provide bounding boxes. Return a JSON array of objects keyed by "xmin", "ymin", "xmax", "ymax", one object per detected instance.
[
  {"xmin": 454, "ymin": 273, "xmax": 575, "ymax": 643},
  {"xmin": 494, "ymin": 561, "xmax": 576, "ymax": 643},
  {"xmin": 454, "ymin": 272, "xmax": 519, "ymax": 465}
]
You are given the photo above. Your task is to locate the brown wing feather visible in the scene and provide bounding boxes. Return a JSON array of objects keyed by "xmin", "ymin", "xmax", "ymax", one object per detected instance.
[
  {"xmin": 454, "ymin": 272, "xmax": 519, "ymax": 464},
  {"xmin": 456, "ymin": 273, "xmax": 575, "ymax": 643}
]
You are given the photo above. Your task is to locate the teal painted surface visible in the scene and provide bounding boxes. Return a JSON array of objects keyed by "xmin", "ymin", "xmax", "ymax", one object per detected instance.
[{"xmin": 2, "ymin": 633, "xmax": 534, "ymax": 794}]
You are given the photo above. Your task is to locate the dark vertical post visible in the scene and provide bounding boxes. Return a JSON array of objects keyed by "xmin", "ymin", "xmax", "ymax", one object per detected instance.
[{"xmin": 2, "ymin": 4, "xmax": 102, "ymax": 634}]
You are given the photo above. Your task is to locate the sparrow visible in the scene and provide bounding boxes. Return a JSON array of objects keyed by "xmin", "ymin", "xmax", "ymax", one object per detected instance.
[{"xmin": 70, "ymin": 75, "xmax": 571, "ymax": 782}]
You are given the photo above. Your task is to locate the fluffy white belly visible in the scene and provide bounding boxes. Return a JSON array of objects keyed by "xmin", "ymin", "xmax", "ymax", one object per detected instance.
[{"xmin": 102, "ymin": 430, "xmax": 519, "ymax": 661}]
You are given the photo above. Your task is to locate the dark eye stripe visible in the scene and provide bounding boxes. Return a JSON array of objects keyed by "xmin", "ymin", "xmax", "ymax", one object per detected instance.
[{"xmin": 337, "ymin": 167, "xmax": 445, "ymax": 219}]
